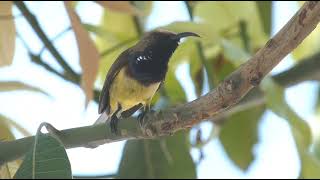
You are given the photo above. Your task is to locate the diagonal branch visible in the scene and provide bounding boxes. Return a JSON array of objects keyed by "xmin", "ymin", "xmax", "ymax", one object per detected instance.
[{"xmin": 1, "ymin": 1, "xmax": 320, "ymax": 164}]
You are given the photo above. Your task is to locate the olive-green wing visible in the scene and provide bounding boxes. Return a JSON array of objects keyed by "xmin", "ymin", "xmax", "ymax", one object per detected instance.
[{"xmin": 98, "ymin": 49, "xmax": 131, "ymax": 114}]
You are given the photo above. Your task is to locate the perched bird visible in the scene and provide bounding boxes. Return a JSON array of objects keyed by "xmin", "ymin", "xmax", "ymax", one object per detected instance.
[{"xmin": 95, "ymin": 29, "xmax": 200, "ymax": 133}]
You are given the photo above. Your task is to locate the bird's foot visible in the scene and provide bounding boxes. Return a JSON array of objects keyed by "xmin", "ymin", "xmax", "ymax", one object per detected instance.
[
  {"xmin": 110, "ymin": 115, "xmax": 119, "ymax": 135},
  {"xmin": 138, "ymin": 109, "xmax": 155, "ymax": 128}
]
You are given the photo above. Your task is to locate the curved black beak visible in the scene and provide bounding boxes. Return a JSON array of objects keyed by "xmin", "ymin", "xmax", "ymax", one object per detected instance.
[{"xmin": 174, "ymin": 32, "xmax": 200, "ymax": 40}]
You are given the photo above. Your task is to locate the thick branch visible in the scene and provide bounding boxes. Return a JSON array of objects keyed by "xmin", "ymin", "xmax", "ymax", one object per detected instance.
[
  {"xmin": 1, "ymin": 1, "xmax": 320, "ymax": 164},
  {"xmin": 213, "ymin": 51, "xmax": 320, "ymax": 123}
]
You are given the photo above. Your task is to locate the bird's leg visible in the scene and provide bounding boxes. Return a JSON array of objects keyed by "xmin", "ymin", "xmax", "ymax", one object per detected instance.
[
  {"xmin": 138, "ymin": 101, "xmax": 155, "ymax": 128},
  {"xmin": 110, "ymin": 104, "xmax": 122, "ymax": 134}
]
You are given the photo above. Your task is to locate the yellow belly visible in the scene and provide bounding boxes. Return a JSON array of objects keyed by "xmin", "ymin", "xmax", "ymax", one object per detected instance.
[{"xmin": 109, "ymin": 68, "xmax": 160, "ymax": 115}]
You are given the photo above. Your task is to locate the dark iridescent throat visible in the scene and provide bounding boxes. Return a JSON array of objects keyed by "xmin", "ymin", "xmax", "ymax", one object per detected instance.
[{"xmin": 127, "ymin": 42, "xmax": 179, "ymax": 86}]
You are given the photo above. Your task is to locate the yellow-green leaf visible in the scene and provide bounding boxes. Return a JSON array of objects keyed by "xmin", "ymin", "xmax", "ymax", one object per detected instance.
[
  {"xmin": 299, "ymin": 153, "xmax": 320, "ymax": 178},
  {"xmin": 95, "ymin": 1, "xmax": 141, "ymax": 15},
  {"xmin": 292, "ymin": 27, "xmax": 320, "ymax": 61},
  {"xmin": 0, "ymin": 115, "xmax": 21, "ymax": 178},
  {"xmin": 194, "ymin": 1, "xmax": 267, "ymax": 49},
  {"xmin": 96, "ymin": 10, "xmax": 138, "ymax": 86},
  {"xmin": 65, "ymin": 2, "xmax": 100, "ymax": 106},
  {"xmin": 0, "ymin": 1, "xmax": 15, "ymax": 67}
]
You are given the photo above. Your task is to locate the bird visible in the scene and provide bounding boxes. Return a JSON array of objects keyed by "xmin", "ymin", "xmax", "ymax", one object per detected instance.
[{"xmin": 95, "ymin": 29, "xmax": 200, "ymax": 134}]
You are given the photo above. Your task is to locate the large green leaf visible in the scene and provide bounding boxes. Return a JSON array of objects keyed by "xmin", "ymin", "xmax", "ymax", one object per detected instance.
[
  {"xmin": 261, "ymin": 77, "xmax": 320, "ymax": 178},
  {"xmin": 14, "ymin": 125, "xmax": 72, "ymax": 179},
  {"xmin": 117, "ymin": 132, "xmax": 196, "ymax": 178},
  {"xmin": 219, "ymin": 105, "xmax": 265, "ymax": 171},
  {"xmin": 194, "ymin": 1, "xmax": 267, "ymax": 49},
  {"xmin": 0, "ymin": 81, "xmax": 49, "ymax": 96}
]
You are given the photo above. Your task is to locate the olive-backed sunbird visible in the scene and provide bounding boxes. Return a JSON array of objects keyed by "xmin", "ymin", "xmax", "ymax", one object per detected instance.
[{"xmin": 95, "ymin": 30, "xmax": 200, "ymax": 133}]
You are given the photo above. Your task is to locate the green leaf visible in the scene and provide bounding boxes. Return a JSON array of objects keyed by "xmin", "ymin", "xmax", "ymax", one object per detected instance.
[
  {"xmin": 261, "ymin": 78, "xmax": 311, "ymax": 151},
  {"xmin": 261, "ymin": 77, "xmax": 316, "ymax": 178},
  {"xmin": 117, "ymin": 132, "xmax": 196, "ymax": 178},
  {"xmin": 0, "ymin": 81, "xmax": 49, "ymax": 96},
  {"xmin": 256, "ymin": 1, "xmax": 272, "ymax": 36},
  {"xmin": 96, "ymin": 11, "xmax": 138, "ymax": 86},
  {"xmin": 194, "ymin": 1, "xmax": 267, "ymax": 49},
  {"xmin": 14, "ymin": 125, "xmax": 72, "ymax": 179},
  {"xmin": 219, "ymin": 105, "xmax": 265, "ymax": 171},
  {"xmin": 299, "ymin": 153, "xmax": 320, "ymax": 179},
  {"xmin": 0, "ymin": 2, "xmax": 16, "ymax": 67},
  {"xmin": 220, "ymin": 39, "xmax": 251, "ymax": 67},
  {"xmin": 315, "ymin": 140, "xmax": 320, "ymax": 161},
  {"xmin": 292, "ymin": 2, "xmax": 320, "ymax": 61},
  {"xmin": 163, "ymin": 68, "xmax": 187, "ymax": 104},
  {"xmin": 163, "ymin": 21, "xmax": 219, "ymax": 46}
]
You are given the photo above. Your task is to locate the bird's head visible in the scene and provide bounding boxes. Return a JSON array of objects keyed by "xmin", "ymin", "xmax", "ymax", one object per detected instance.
[
  {"xmin": 133, "ymin": 29, "xmax": 200, "ymax": 62},
  {"xmin": 128, "ymin": 30, "xmax": 200, "ymax": 84}
]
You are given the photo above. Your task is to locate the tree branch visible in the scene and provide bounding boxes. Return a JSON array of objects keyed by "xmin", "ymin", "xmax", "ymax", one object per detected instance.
[{"xmin": 1, "ymin": 1, "xmax": 320, "ymax": 165}]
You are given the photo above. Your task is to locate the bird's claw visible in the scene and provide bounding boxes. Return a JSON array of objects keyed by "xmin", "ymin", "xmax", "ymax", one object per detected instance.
[{"xmin": 138, "ymin": 109, "xmax": 156, "ymax": 128}]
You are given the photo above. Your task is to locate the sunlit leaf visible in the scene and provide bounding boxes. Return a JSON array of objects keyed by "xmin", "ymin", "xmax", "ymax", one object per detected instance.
[
  {"xmin": 219, "ymin": 105, "xmax": 265, "ymax": 171},
  {"xmin": 292, "ymin": 2, "xmax": 320, "ymax": 61},
  {"xmin": 65, "ymin": 2, "xmax": 100, "ymax": 106},
  {"xmin": 14, "ymin": 125, "xmax": 72, "ymax": 179},
  {"xmin": 96, "ymin": 10, "xmax": 138, "ymax": 85},
  {"xmin": 95, "ymin": 1, "xmax": 141, "ymax": 15},
  {"xmin": 117, "ymin": 132, "xmax": 196, "ymax": 178},
  {"xmin": 0, "ymin": 81, "xmax": 49, "ymax": 96},
  {"xmin": 299, "ymin": 153, "xmax": 320, "ymax": 178},
  {"xmin": 163, "ymin": 21, "xmax": 219, "ymax": 46},
  {"xmin": 292, "ymin": 27, "xmax": 320, "ymax": 61},
  {"xmin": 194, "ymin": 1, "xmax": 267, "ymax": 49},
  {"xmin": 0, "ymin": 1, "xmax": 15, "ymax": 67}
]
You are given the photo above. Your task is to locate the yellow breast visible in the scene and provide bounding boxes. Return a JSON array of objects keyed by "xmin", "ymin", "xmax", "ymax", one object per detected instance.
[{"xmin": 109, "ymin": 68, "xmax": 160, "ymax": 115}]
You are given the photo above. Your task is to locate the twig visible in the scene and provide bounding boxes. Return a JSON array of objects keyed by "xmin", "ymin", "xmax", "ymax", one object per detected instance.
[
  {"xmin": 39, "ymin": 27, "xmax": 72, "ymax": 56},
  {"xmin": 1, "ymin": 1, "xmax": 320, "ymax": 164},
  {"xmin": 14, "ymin": 2, "xmax": 78, "ymax": 82}
]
